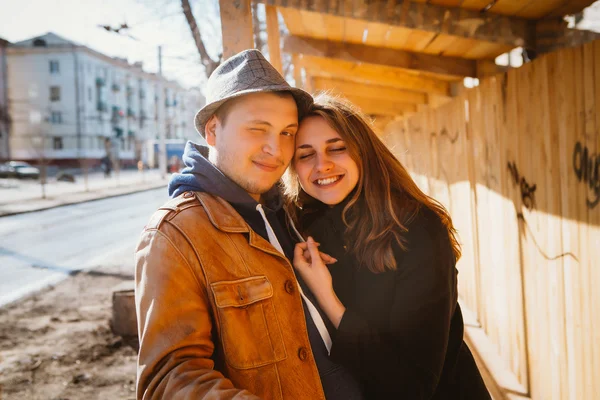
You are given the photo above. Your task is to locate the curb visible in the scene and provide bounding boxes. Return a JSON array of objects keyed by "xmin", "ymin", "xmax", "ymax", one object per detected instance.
[{"xmin": 0, "ymin": 182, "xmax": 167, "ymax": 218}]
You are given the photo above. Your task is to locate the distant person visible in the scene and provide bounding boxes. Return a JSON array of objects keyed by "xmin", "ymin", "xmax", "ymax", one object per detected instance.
[
  {"xmin": 101, "ymin": 156, "xmax": 111, "ymax": 178},
  {"xmin": 135, "ymin": 50, "xmax": 364, "ymax": 399}
]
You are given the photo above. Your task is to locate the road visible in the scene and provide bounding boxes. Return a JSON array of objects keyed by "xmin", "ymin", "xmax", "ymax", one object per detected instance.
[{"xmin": 0, "ymin": 188, "xmax": 168, "ymax": 307}]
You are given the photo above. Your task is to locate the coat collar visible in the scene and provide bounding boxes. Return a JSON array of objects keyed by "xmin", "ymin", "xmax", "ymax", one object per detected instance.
[{"xmin": 194, "ymin": 192, "xmax": 289, "ymax": 261}]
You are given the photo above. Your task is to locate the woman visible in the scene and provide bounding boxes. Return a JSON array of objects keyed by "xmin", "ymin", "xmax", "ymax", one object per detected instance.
[{"xmin": 284, "ymin": 94, "xmax": 490, "ymax": 399}]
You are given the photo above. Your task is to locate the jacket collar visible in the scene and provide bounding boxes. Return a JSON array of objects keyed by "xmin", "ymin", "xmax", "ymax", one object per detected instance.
[
  {"xmin": 194, "ymin": 191, "xmax": 290, "ymax": 261},
  {"xmin": 194, "ymin": 191, "xmax": 248, "ymax": 233}
]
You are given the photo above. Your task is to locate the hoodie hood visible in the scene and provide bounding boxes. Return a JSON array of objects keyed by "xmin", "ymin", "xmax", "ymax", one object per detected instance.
[{"xmin": 168, "ymin": 141, "xmax": 284, "ymax": 213}]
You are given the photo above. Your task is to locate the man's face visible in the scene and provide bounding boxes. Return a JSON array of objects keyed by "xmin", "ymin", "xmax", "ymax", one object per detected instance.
[{"xmin": 205, "ymin": 92, "xmax": 299, "ymax": 201}]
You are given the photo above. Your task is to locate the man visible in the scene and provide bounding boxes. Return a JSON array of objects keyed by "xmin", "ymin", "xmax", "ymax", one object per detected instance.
[{"xmin": 135, "ymin": 50, "xmax": 363, "ymax": 399}]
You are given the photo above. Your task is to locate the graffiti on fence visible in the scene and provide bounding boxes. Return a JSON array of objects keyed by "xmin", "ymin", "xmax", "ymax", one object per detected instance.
[
  {"xmin": 507, "ymin": 161, "xmax": 537, "ymax": 210},
  {"xmin": 572, "ymin": 141, "xmax": 600, "ymax": 209}
]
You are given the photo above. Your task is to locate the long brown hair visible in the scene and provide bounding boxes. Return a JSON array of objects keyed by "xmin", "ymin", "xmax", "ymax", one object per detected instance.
[{"xmin": 283, "ymin": 93, "xmax": 461, "ymax": 273}]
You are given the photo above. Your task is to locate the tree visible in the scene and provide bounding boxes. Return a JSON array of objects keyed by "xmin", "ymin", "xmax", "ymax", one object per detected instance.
[{"xmin": 181, "ymin": 0, "xmax": 221, "ymax": 77}]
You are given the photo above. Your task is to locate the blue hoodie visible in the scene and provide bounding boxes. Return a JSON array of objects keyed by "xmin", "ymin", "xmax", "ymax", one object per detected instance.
[{"xmin": 167, "ymin": 141, "xmax": 364, "ymax": 400}]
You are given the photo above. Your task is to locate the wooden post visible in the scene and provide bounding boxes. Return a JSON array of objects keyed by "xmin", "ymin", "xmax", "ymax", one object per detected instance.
[
  {"xmin": 292, "ymin": 54, "xmax": 303, "ymax": 88},
  {"xmin": 111, "ymin": 281, "xmax": 137, "ymax": 338},
  {"xmin": 265, "ymin": 5, "xmax": 282, "ymax": 74},
  {"xmin": 220, "ymin": 0, "xmax": 254, "ymax": 59}
]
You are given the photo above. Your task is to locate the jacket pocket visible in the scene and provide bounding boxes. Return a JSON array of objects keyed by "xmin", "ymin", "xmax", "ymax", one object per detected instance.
[{"xmin": 211, "ymin": 276, "xmax": 287, "ymax": 369}]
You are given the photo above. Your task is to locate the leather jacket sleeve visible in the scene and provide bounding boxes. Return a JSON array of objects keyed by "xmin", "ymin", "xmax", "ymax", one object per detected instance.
[{"xmin": 135, "ymin": 228, "xmax": 261, "ymax": 400}]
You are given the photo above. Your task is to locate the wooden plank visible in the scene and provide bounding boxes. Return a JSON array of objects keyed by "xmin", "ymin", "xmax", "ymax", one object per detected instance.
[
  {"xmin": 580, "ymin": 40, "xmax": 599, "ymax": 400},
  {"xmin": 312, "ymin": 77, "xmax": 428, "ymax": 104},
  {"xmin": 278, "ymin": 7, "xmax": 306, "ymax": 36},
  {"xmin": 342, "ymin": 17, "xmax": 368, "ymax": 44},
  {"xmin": 322, "ymin": 13, "xmax": 345, "ymax": 42},
  {"xmin": 588, "ymin": 38, "xmax": 600, "ymax": 400},
  {"xmin": 291, "ymin": 53, "xmax": 303, "ymax": 90},
  {"xmin": 342, "ymin": 95, "xmax": 416, "ymax": 116},
  {"xmin": 299, "ymin": 55, "xmax": 451, "ymax": 96},
  {"xmin": 495, "ymin": 70, "xmax": 530, "ymax": 392},
  {"xmin": 259, "ymin": 0, "xmax": 533, "ymax": 48},
  {"xmin": 460, "ymin": 0, "xmax": 592, "ymax": 19},
  {"xmin": 362, "ymin": 21, "xmax": 391, "ymax": 47},
  {"xmin": 556, "ymin": 46, "xmax": 585, "ymax": 400},
  {"xmin": 265, "ymin": 6, "xmax": 282, "ymax": 74},
  {"xmin": 283, "ymin": 35, "xmax": 478, "ymax": 78},
  {"xmin": 219, "ymin": 0, "xmax": 253, "ymax": 59},
  {"xmin": 381, "ymin": 25, "xmax": 414, "ymax": 50},
  {"xmin": 299, "ymin": 9, "xmax": 327, "ymax": 40}
]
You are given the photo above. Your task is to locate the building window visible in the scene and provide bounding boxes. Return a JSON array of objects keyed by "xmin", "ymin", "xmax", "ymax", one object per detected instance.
[
  {"xmin": 50, "ymin": 86, "xmax": 61, "ymax": 102},
  {"xmin": 49, "ymin": 60, "xmax": 60, "ymax": 74},
  {"xmin": 88, "ymin": 87, "xmax": 92, "ymax": 102},
  {"xmin": 53, "ymin": 137, "xmax": 63, "ymax": 150},
  {"xmin": 50, "ymin": 111, "xmax": 62, "ymax": 124}
]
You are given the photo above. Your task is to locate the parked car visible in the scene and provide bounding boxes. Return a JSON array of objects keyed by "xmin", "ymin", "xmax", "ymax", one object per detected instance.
[
  {"xmin": 0, "ymin": 163, "xmax": 16, "ymax": 178},
  {"xmin": 1, "ymin": 161, "xmax": 41, "ymax": 179}
]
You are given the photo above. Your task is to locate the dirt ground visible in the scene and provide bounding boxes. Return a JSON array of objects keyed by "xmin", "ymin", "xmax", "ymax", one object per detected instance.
[{"xmin": 0, "ymin": 269, "xmax": 139, "ymax": 400}]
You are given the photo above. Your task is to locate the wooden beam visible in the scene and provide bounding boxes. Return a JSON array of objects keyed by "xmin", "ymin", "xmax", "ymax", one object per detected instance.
[
  {"xmin": 343, "ymin": 95, "xmax": 416, "ymax": 116},
  {"xmin": 284, "ymin": 35, "xmax": 478, "ymax": 78},
  {"xmin": 265, "ymin": 6, "xmax": 283, "ymax": 73},
  {"xmin": 535, "ymin": 19, "xmax": 600, "ymax": 54},
  {"xmin": 544, "ymin": 1, "xmax": 597, "ymax": 19},
  {"xmin": 476, "ymin": 60, "xmax": 508, "ymax": 79},
  {"xmin": 259, "ymin": 0, "xmax": 533, "ymax": 48},
  {"xmin": 292, "ymin": 53, "xmax": 303, "ymax": 88},
  {"xmin": 220, "ymin": 0, "xmax": 253, "ymax": 59},
  {"xmin": 298, "ymin": 54, "xmax": 452, "ymax": 96},
  {"xmin": 312, "ymin": 77, "xmax": 428, "ymax": 105}
]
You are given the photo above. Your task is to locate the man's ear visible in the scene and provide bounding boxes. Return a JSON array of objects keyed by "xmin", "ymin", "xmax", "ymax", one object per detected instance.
[{"xmin": 204, "ymin": 115, "xmax": 218, "ymax": 146}]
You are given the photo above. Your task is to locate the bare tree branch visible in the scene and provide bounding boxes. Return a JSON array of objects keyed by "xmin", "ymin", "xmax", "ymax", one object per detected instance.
[
  {"xmin": 181, "ymin": 0, "xmax": 221, "ymax": 77},
  {"xmin": 252, "ymin": 2, "xmax": 265, "ymax": 53}
]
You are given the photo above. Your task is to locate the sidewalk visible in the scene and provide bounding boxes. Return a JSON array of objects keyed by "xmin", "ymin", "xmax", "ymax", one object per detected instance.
[{"xmin": 0, "ymin": 169, "xmax": 169, "ymax": 217}]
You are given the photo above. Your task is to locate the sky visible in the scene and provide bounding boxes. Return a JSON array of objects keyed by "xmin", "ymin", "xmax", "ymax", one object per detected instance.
[{"xmin": 0, "ymin": 0, "xmax": 223, "ymax": 89}]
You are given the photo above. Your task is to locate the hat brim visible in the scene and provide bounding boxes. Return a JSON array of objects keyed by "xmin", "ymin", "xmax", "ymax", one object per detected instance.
[{"xmin": 194, "ymin": 86, "xmax": 313, "ymax": 137}]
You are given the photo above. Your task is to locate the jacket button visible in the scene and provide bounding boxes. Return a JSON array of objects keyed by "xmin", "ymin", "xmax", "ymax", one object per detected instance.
[
  {"xmin": 183, "ymin": 191, "xmax": 194, "ymax": 198},
  {"xmin": 284, "ymin": 280, "xmax": 295, "ymax": 294},
  {"xmin": 298, "ymin": 347, "xmax": 309, "ymax": 361}
]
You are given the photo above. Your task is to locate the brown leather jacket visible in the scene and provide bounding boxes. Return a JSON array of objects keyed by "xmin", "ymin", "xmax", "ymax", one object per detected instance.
[{"xmin": 135, "ymin": 191, "xmax": 325, "ymax": 399}]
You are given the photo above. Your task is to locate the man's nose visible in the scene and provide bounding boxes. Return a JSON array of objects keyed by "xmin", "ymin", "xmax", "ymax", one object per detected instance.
[{"xmin": 262, "ymin": 135, "xmax": 283, "ymax": 159}]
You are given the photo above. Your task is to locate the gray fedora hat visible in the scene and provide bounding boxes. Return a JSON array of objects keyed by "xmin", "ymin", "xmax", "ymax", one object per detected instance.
[{"xmin": 194, "ymin": 49, "xmax": 313, "ymax": 136}]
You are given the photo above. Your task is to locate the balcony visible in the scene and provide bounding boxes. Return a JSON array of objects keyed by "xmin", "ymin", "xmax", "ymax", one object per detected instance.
[
  {"xmin": 127, "ymin": 108, "xmax": 136, "ymax": 118},
  {"xmin": 96, "ymin": 78, "xmax": 106, "ymax": 86},
  {"xmin": 97, "ymin": 101, "xmax": 108, "ymax": 112},
  {"xmin": 114, "ymin": 127, "xmax": 124, "ymax": 138},
  {"xmin": 111, "ymin": 83, "xmax": 121, "ymax": 92}
]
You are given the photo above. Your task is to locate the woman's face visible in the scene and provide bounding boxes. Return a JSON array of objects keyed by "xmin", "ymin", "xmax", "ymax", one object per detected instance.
[{"xmin": 293, "ymin": 116, "xmax": 359, "ymax": 205}]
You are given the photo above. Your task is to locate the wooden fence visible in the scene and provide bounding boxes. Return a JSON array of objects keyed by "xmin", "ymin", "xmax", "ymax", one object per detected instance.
[{"xmin": 381, "ymin": 40, "xmax": 600, "ymax": 400}]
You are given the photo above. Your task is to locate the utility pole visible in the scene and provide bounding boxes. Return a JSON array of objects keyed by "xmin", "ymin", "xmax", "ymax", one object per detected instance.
[{"xmin": 157, "ymin": 45, "xmax": 167, "ymax": 179}]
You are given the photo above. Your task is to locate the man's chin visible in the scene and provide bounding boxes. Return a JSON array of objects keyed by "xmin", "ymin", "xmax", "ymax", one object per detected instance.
[{"xmin": 241, "ymin": 179, "xmax": 279, "ymax": 196}]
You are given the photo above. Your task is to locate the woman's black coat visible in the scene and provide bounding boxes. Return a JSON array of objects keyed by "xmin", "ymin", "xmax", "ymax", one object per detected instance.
[{"xmin": 304, "ymin": 203, "xmax": 491, "ymax": 400}]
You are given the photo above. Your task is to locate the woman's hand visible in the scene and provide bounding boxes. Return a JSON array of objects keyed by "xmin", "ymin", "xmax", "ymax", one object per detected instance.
[{"xmin": 293, "ymin": 237, "xmax": 346, "ymax": 328}]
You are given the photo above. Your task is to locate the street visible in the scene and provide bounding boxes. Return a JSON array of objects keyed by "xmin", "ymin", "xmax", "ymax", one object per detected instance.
[{"xmin": 0, "ymin": 187, "xmax": 168, "ymax": 307}]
